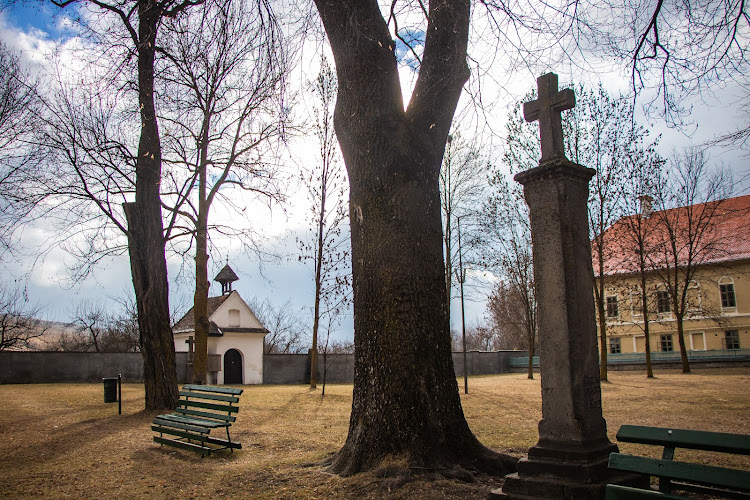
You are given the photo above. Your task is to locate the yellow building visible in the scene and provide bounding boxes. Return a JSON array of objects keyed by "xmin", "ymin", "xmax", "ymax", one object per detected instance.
[{"xmin": 595, "ymin": 195, "xmax": 750, "ymax": 356}]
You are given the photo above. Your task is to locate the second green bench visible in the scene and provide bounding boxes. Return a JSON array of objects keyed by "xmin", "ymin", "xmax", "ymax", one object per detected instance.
[
  {"xmin": 606, "ymin": 424, "xmax": 750, "ymax": 499},
  {"xmin": 152, "ymin": 384, "xmax": 243, "ymax": 456}
]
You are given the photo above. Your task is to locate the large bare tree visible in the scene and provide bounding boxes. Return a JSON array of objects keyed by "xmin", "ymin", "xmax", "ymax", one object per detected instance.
[
  {"xmin": 650, "ymin": 149, "xmax": 734, "ymax": 373},
  {"xmin": 312, "ymin": 0, "xmax": 516, "ymax": 477},
  {"xmin": 6, "ymin": 0, "xmax": 205, "ymax": 409},
  {"xmin": 158, "ymin": 0, "xmax": 288, "ymax": 384}
]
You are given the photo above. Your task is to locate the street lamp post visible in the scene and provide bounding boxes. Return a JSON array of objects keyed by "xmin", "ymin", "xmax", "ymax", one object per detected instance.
[{"xmin": 455, "ymin": 217, "xmax": 468, "ymax": 395}]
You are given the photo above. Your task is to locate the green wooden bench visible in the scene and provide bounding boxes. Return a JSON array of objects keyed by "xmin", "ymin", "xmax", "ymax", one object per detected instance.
[
  {"xmin": 606, "ymin": 424, "xmax": 750, "ymax": 499},
  {"xmin": 152, "ymin": 384, "xmax": 243, "ymax": 456}
]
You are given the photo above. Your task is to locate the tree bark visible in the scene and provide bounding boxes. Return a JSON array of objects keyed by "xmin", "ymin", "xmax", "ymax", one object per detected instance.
[
  {"xmin": 192, "ymin": 112, "xmax": 212, "ymax": 385},
  {"xmin": 193, "ymin": 210, "xmax": 209, "ymax": 385},
  {"xmin": 676, "ymin": 313, "xmax": 691, "ymax": 373},
  {"xmin": 311, "ymin": 176, "xmax": 327, "ymax": 389},
  {"xmin": 314, "ymin": 0, "xmax": 516, "ymax": 476},
  {"xmin": 595, "ymin": 251, "xmax": 608, "ymax": 381},
  {"xmin": 123, "ymin": 0, "xmax": 178, "ymax": 410}
]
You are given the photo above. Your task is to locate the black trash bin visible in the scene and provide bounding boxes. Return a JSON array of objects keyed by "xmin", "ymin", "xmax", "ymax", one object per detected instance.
[{"xmin": 103, "ymin": 377, "xmax": 118, "ymax": 403}]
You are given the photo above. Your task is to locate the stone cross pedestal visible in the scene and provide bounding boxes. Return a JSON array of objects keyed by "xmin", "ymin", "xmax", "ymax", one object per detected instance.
[
  {"xmin": 491, "ymin": 73, "xmax": 628, "ymax": 500},
  {"xmin": 185, "ymin": 335, "xmax": 195, "ymax": 364}
]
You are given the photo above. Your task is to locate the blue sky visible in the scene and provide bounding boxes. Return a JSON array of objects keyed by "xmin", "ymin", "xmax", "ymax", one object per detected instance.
[{"xmin": 3, "ymin": 3, "xmax": 69, "ymax": 36}]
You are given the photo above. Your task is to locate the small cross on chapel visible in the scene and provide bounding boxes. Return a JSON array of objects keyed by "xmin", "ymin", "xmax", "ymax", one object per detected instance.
[{"xmin": 523, "ymin": 72, "xmax": 575, "ymax": 163}]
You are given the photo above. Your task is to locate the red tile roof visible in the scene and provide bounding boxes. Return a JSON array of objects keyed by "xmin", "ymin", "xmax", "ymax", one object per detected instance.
[
  {"xmin": 173, "ymin": 294, "xmax": 231, "ymax": 333},
  {"xmin": 595, "ymin": 194, "xmax": 750, "ymax": 276}
]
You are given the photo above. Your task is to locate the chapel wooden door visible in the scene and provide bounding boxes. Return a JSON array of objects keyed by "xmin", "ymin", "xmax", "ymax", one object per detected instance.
[{"xmin": 224, "ymin": 349, "xmax": 243, "ymax": 384}]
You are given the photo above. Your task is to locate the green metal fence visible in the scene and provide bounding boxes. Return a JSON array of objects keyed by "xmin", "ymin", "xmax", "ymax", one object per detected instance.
[{"xmin": 509, "ymin": 349, "xmax": 750, "ymax": 368}]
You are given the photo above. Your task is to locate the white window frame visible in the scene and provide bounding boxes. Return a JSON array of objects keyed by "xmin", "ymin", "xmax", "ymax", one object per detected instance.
[
  {"xmin": 656, "ymin": 289, "xmax": 672, "ymax": 319},
  {"xmin": 605, "ymin": 292, "xmax": 620, "ymax": 322},
  {"xmin": 660, "ymin": 334, "xmax": 674, "ymax": 352},
  {"xmin": 718, "ymin": 277, "xmax": 737, "ymax": 311},
  {"xmin": 609, "ymin": 337, "xmax": 622, "ymax": 354}
]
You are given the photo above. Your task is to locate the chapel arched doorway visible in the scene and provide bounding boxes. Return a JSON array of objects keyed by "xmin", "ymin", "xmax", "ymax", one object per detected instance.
[{"xmin": 224, "ymin": 349, "xmax": 243, "ymax": 384}]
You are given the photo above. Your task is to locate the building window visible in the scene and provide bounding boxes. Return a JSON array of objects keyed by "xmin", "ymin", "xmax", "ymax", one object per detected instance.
[
  {"xmin": 609, "ymin": 337, "xmax": 622, "ymax": 354},
  {"xmin": 660, "ymin": 334, "xmax": 673, "ymax": 352},
  {"xmin": 606, "ymin": 295, "xmax": 619, "ymax": 319},
  {"xmin": 725, "ymin": 330, "xmax": 740, "ymax": 350},
  {"xmin": 656, "ymin": 290, "xmax": 671, "ymax": 314},
  {"xmin": 719, "ymin": 278, "xmax": 736, "ymax": 309}
]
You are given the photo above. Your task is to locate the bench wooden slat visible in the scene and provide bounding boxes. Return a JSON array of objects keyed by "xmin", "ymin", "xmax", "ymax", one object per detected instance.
[
  {"xmin": 203, "ymin": 435, "xmax": 242, "ymax": 450},
  {"xmin": 182, "ymin": 384, "xmax": 243, "ymax": 395},
  {"xmin": 609, "ymin": 453, "xmax": 750, "ymax": 492},
  {"xmin": 178, "ymin": 399, "xmax": 239, "ymax": 413},
  {"xmin": 176, "ymin": 407, "xmax": 236, "ymax": 422},
  {"xmin": 154, "ymin": 435, "xmax": 211, "ymax": 456},
  {"xmin": 157, "ymin": 413, "xmax": 229, "ymax": 429},
  {"xmin": 605, "ymin": 484, "xmax": 686, "ymax": 500},
  {"xmin": 153, "ymin": 417, "xmax": 210, "ymax": 434},
  {"xmin": 179, "ymin": 390, "xmax": 239, "ymax": 403},
  {"xmin": 616, "ymin": 425, "xmax": 750, "ymax": 456},
  {"xmin": 152, "ymin": 424, "xmax": 211, "ymax": 443}
]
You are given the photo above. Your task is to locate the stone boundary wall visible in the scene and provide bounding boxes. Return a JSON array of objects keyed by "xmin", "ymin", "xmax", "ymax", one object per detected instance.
[
  {"xmin": 0, "ymin": 350, "xmax": 528, "ymax": 384},
  {"xmin": 0, "ymin": 351, "xmax": 190, "ymax": 384},
  {"xmin": 3, "ymin": 350, "xmax": 747, "ymax": 385}
]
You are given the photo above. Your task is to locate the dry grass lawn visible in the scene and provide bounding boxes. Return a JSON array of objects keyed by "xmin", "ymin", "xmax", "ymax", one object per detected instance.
[{"xmin": 1, "ymin": 367, "xmax": 749, "ymax": 499}]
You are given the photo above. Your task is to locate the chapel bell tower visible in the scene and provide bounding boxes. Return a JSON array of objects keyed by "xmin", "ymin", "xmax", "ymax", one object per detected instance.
[{"xmin": 214, "ymin": 264, "xmax": 239, "ymax": 295}]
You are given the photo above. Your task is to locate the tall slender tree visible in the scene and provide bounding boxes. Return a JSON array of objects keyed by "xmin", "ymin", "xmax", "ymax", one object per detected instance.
[
  {"xmin": 439, "ymin": 132, "xmax": 488, "ymax": 325},
  {"xmin": 299, "ymin": 56, "xmax": 350, "ymax": 390},
  {"xmin": 482, "ymin": 174, "xmax": 537, "ymax": 379}
]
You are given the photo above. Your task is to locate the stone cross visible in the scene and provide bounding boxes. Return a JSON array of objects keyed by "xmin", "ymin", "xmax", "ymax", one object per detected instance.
[
  {"xmin": 185, "ymin": 335, "xmax": 195, "ymax": 363},
  {"xmin": 523, "ymin": 72, "xmax": 575, "ymax": 163}
]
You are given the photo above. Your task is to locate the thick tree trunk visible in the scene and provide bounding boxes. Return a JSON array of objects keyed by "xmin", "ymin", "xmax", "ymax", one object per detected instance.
[
  {"xmin": 193, "ymin": 122, "xmax": 211, "ymax": 385},
  {"xmin": 640, "ymin": 267, "xmax": 654, "ymax": 378},
  {"xmin": 595, "ymin": 259, "xmax": 608, "ymax": 381},
  {"xmin": 123, "ymin": 0, "xmax": 178, "ymax": 411},
  {"xmin": 315, "ymin": 0, "xmax": 516, "ymax": 476},
  {"xmin": 676, "ymin": 316, "xmax": 691, "ymax": 373},
  {"xmin": 311, "ymin": 181, "xmax": 326, "ymax": 389},
  {"xmin": 526, "ymin": 334, "xmax": 535, "ymax": 380},
  {"xmin": 444, "ymin": 216, "xmax": 453, "ymax": 313},
  {"xmin": 193, "ymin": 212, "xmax": 209, "ymax": 385}
]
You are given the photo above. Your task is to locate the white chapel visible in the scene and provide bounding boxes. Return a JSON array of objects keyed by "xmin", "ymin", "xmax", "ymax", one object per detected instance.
[{"xmin": 173, "ymin": 265, "xmax": 268, "ymax": 384}]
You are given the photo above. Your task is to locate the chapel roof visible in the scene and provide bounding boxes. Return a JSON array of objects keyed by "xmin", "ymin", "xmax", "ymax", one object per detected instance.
[
  {"xmin": 173, "ymin": 294, "xmax": 231, "ymax": 333},
  {"xmin": 595, "ymin": 194, "xmax": 750, "ymax": 276},
  {"xmin": 214, "ymin": 264, "xmax": 239, "ymax": 285}
]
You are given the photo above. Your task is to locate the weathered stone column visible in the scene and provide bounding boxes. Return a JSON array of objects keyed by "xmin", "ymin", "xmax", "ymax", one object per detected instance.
[{"xmin": 491, "ymin": 158, "xmax": 618, "ymax": 499}]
